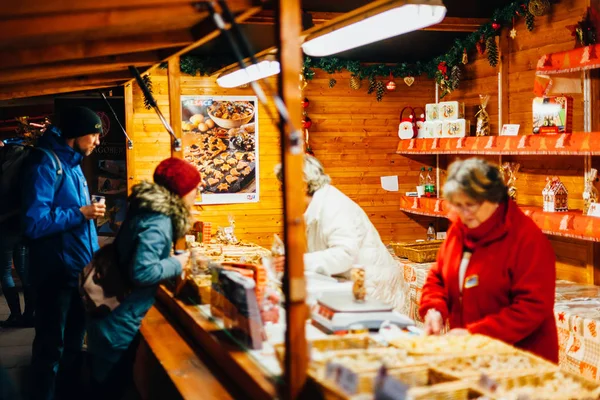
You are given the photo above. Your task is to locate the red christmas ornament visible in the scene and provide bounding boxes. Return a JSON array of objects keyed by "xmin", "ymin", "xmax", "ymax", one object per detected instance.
[
  {"xmin": 301, "ymin": 97, "xmax": 310, "ymax": 108},
  {"xmin": 302, "ymin": 116, "xmax": 312, "ymax": 129},
  {"xmin": 437, "ymin": 61, "xmax": 448, "ymax": 76},
  {"xmin": 492, "ymin": 21, "xmax": 501, "ymax": 30},
  {"xmin": 385, "ymin": 73, "xmax": 397, "ymax": 91}
]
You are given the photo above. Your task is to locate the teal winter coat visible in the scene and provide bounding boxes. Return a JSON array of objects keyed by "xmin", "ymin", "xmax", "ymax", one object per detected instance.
[{"xmin": 86, "ymin": 181, "xmax": 190, "ymax": 372}]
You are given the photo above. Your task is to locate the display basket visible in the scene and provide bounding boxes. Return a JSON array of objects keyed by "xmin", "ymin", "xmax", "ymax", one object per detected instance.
[
  {"xmin": 389, "ymin": 334, "xmax": 516, "ymax": 357},
  {"xmin": 390, "ymin": 240, "xmax": 443, "ymax": 260},
  {"xmin": 403, "ymin": 243, "xmax": 442, "ymax": 263}
]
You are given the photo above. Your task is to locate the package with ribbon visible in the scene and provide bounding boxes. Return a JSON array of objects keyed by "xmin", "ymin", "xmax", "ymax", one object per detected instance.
[{"xmin": 475, "ymin": 94, "xmax": 490, "ymax": 137}]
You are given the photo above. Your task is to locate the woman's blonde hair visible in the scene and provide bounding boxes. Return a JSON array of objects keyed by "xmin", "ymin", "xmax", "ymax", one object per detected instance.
[
  {"xmin": 443, "ymin": 158, "xmax": 508, "ymax": 204},
  {"xmin": 274, "ymin": 154, "xmax": 331, "ymax": 196}
]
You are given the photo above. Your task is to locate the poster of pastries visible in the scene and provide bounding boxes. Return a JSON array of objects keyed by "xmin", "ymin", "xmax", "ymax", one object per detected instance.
[{"xmin": 181, "ymin": 95, "xmax": 259, "ymax": 205}]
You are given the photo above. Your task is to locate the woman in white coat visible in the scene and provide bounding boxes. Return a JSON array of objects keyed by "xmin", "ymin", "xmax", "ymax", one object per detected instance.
[{"xmin": 275, "ymin": 155, "xmax": 404, "ymax": 309}]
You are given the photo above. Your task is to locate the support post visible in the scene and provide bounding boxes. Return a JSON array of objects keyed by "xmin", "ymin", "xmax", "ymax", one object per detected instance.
[
  {"xmin": 124, "ymin": 82, "xmax": 136, "ymax": 194},
  {"xmin": 276, "ymin": 0, "xmax": 308, "ymax": 398}
]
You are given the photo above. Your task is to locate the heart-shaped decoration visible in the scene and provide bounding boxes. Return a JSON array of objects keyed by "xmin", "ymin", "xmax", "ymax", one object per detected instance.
[{"xmin": 404, "ymin": 76, "xmax": 415, "ymax": 87}]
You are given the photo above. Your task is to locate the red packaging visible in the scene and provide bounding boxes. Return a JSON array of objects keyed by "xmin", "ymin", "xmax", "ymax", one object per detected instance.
[{"xmin": 532, "ymin": 96, "xmax": 573, "ymax": 134}]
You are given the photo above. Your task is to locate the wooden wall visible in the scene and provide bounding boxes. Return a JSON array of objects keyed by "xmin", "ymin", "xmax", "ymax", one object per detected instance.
[
  {"xmin": 130, "ymin": 70, "xmax": 283, "ymax": 247},
  {"xmin": 304, "ymin": 70, "xmax": 443, "ymax": 243}
]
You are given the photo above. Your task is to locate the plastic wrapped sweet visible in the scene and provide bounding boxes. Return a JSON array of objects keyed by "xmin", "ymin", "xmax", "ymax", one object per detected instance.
[{"xmin": 351, "ymin": 266, "xmax": 366, "ymax": 302}]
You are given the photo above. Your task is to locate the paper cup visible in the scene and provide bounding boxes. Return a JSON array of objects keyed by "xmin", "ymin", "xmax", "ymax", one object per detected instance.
[{"xmin": 91, "ymin": 195, "xmax": 106, "ymax": 204}]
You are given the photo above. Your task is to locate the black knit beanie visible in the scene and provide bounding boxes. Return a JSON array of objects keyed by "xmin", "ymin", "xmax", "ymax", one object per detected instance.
[{"xmin": 58, "ymin": 107, "xmax": 103, "ymax": 139}]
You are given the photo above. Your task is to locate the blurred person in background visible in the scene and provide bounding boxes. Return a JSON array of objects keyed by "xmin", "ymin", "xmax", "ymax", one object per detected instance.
[{"xmin": 419, "ymin": 158, "xmax": 558, "ymax": 363}]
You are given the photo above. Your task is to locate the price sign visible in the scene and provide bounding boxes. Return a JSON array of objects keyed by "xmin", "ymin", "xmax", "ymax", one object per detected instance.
[
  {"xmin": 374, "ymin": 365, "xmax": 409, "ymax": 400},
  {"xmin": 325, "ymin": 362, "xmax": 358, "ymax": 395}
]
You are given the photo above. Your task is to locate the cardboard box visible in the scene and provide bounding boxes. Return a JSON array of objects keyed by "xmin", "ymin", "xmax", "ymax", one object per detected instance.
[
  {"xmin": 532, "ymin": 96, "xmax": 573, "ymax": 134},
  {"xmin": 425, "ymin": 103, "xmax": 439, "ymax": 121},
  {"xmin": 420, "ymin": 121, "xmax": 443, "ymax": 138},
  {"xmin": 442, "ymin": 119, "xmax": 469, "ymax": 137},
  {"xmin": 439, "ymin": 101, "xmax": 465, "ymax": 120}
]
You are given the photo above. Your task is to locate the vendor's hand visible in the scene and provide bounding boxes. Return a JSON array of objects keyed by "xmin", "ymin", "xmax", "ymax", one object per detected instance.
[
  {"xmin": 80, "ymin": 203, "xmax": 106, "ymax": 220},
  {"xmin": 424, "ymin": 309, "xmax": 443, "ymax": 336},
  {"xmin": 447, "ymin": 328, "xmax": 469, "ymax": 336},
  {"xmin": 273, "ymin": 256, "xmax": 285, "ymax": 273},
  {"xmin": 174, "ymin": 251, "xmax": 191, "ymax": 269}
]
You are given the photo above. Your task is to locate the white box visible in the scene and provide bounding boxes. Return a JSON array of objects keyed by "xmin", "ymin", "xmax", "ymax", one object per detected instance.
[
  {"xmin": 439, "ymin": 101, "xmax": 465, "ymax": 120},
  {"xmin": 442, "ymin": 119, "xmax": 469, "ymax": 137},
  {"xmin": 421, "ymin": 121, "xmax": 442, "ymax": 138},
  {"xmin": 425, "ymin": 103, "xmax": 439, "ymax": 121}
]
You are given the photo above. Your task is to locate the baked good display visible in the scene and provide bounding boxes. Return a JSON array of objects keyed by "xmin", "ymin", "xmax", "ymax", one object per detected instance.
[
  {"xmin": 182, "ymin": 100, "xmax": 257, "ymax": 194},
  {"xmin": 434, "ymin": 353, "xmax": 557, "ymax": 379},
  {"xmin": 389, "ymin": 334, "xmax": 514, "ymax": 356}
]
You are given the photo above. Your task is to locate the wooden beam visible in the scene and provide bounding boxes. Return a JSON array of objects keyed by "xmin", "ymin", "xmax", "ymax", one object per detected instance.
[
  {"xmin": 0, "ymin": 0, "xmax": 255, "ymax": 18},
  {"xmin": 243, "ymin": 10, "xmax": 486, "ymax": 32},
  {"xmin": 124, "ymin": 6, "xmax": 262, "ymax": 86},
  {"xmin": 0, "ymin": 53, "xmax": 159, "ymax": 85},
  {"xmin": 0, "ymin": 71, "xmax": 131, "ymax": 100},
  {"xmin": 276, "ymin": 0, "xmax": 307, "ymax": 399},
  {"xmin": 124, "ymin": 82, "xmax": 136, "ymax": 194},
  {"xmin": 168, "ymin": 56, "xmax": 183, "ymax": 159},
  {"xmin": 0, "ymin": 30, "xmax": 193, "ymax": 70},
  {"xmin": 0, "ymin": 6, "xmax": 207, "ymax": 45}
]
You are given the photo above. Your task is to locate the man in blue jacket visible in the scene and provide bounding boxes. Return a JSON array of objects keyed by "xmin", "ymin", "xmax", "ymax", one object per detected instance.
[{"xmin": 21, "ymin": 107, "xmax": 105, "ymax": 400}]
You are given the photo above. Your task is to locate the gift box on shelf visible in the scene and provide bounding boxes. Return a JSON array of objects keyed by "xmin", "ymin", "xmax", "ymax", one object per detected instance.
[
  {"xmin": 425, "ymin": 103, "xmax": 439, "ymax": 121},
  {"xmin": 442, "ymin": 119, "xmax": 469, "ymax": 138},
  {"xmin": 439, "ymin": 101, "xmax": 465, "ymax": 120},
  {"xmin": 420, "ymin": 121, "xmax": 442, "ymax": 138},
  {"xmin": 532, "ymin": 96, "xmax": 573, "ymax": 134}
]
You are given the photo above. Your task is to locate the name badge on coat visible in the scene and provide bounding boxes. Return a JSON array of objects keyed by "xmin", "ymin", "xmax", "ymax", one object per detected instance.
[{"xmin": 464, "ymin": 274, "xmax": 479, "ymax": 289}]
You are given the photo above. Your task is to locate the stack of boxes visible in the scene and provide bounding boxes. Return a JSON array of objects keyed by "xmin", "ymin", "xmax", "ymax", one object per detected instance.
[{"xmin": 420, "ymin": 101, "xmax": 470, "ymax": 138}]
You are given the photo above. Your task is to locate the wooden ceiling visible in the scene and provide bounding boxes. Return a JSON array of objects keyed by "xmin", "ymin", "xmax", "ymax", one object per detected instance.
[
  {"xmin": 0, "ymin": 0, "xmax": 512, "ymax": 101},
  {"xmin": 0, "ymin": 0, "xmax": 261, "ymax": 101}
]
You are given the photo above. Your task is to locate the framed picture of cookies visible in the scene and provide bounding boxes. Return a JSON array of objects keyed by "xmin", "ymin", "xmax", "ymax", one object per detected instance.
[{"xmin": 181, "ymin": 95, "xmax": 259, "ymax": 205}]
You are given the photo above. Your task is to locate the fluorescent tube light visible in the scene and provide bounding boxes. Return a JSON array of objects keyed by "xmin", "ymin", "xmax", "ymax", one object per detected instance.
[
  {"xmin": 302, "ymin": 2, "xmax": 447, "ymax": 57},
  {"xmin": 217, "ymin": 60, "xmax": 281, "ymax": 88}
]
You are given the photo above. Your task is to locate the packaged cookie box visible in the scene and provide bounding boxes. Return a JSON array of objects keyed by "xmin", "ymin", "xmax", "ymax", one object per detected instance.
[
  {"xmin": 439, "ymin": 101, "xmax": 465, "ymax": 120},
  {"xmin": 532, "ymin": 96, "xmax": 573, "ymax": 134},
  {"xmin": 426, "ymin": 103, "xmax": 439, "ymax": 121},
  {"xmin": 419, "ymin": 121, "xmax": 442, "ymax": 138},
  {"xmin": 442, "ymin": 119, "xmax": 469, "ymax": 137}
]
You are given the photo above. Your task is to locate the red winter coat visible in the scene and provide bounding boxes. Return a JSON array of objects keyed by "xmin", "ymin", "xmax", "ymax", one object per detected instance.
[{"xmin": 419, "ymin": 200, "xmax": 558, "ymax": 363}]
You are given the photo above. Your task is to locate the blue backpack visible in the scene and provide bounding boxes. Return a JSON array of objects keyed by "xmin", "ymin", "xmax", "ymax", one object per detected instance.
[{"xmin": 0, "ymin": 142, "xmax": 63, "ymax": 226}]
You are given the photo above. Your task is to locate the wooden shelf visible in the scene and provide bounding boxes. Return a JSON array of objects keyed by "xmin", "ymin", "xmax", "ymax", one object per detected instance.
[
  {"xmin": 396, "ymin": 133, "xmax": 600, "ymax": 155},
  {"xmin": 399, "ymin": 196, "xmax": 600, "ymax": 242}
]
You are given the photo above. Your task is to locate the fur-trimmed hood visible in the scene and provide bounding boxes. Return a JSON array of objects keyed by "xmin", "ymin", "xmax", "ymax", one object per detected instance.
[{"xmin": 129, "ymin": 181, "xmax": 191, "ymax": 240}]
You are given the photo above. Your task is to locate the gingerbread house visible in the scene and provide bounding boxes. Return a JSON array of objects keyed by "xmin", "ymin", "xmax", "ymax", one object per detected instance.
[{"xmin": 544, "ymin": 177, "xmax": 568, "ymax": 212}]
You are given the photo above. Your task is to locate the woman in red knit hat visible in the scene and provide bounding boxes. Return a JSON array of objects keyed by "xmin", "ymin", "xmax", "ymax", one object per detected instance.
[
  {"xmin": 86, "ymin": 157, "xmax": 201, "ymax": 399},
  {"xmin": 419, "ymin": 158, "xmax": 558, "ymax": 363}
]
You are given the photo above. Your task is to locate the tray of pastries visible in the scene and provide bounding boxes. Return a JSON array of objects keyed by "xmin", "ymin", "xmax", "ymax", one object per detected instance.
[
  {"xmin": 432, "ymin": 352, "xmax": 558, "ymax": 380},
  {"xmin": 389, "ymin": 334, "xmax": 515, "ymax": 356},
  {"xmin": 478, "ymin": 371, "xmax": 600, "ymax": 400}
]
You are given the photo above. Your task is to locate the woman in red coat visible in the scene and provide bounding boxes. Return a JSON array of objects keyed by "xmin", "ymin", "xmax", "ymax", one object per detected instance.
[{"xmin": 419, "ymin": 158, "xmax": 558, "ymax": 363}]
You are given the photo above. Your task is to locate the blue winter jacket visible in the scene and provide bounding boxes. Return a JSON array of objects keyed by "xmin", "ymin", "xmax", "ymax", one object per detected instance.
[
  {"xmin": 21, "ymin": 126, "xmax": 99, "ymax": 287},
  {"xmin": 86, "ymin": 181, "xmax": 185, "ymax": 377}
]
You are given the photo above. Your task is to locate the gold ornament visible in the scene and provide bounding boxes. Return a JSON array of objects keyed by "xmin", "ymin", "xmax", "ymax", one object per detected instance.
[
  {"xmin": 462, "ymin": 48, "xmax": 468, "ymax": 64},
  {"xmin": 528, "ymin": 0, "xmax": 550, "ymax": 16},
  {"xmin": 501, "ymin": 162, "xmax": 521, "ymax": 201},
  {"xmin": 403, "ymin": 76, "xmax": 415, "ymax": 86},
  {"xmin": 510, "ymin": 28, "xmax": 517, "ymax": 39},
  {"xmin": 299, "ymin": 73, "xmax": 308, "ymax": 91},
  {"xmin": 349, "ymin": 75, "xmax": 362, "ymax": 90}
]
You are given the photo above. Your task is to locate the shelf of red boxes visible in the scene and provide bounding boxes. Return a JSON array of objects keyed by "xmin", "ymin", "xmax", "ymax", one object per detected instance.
[
  {"xmin": 399, "ymin": 195, "xmax": 600, "ymax": 242},
  {"xmin": 396, "ymin": 133, "xmax": 600, "ymax": 155}
]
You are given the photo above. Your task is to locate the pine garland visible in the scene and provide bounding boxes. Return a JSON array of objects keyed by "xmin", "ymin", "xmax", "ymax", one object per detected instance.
[
  {"xmin": 449, "ymin": 66, "xmax": 461, "ymax": 91},
  {"xmin": 487, "ymin": 37, "xmax": 499, "ymax": 67},
  {"xmin": 367, "ymin": 76, "xmax": 376, "ymax": 94},
  {"xmin": 525, "ymin": 11, "xmax": 535, "ymax": 31},
  {"xmin": 142, "ymin": 75, "xmax": 154, "ymax": 110},
  {"xmin": 375, "ymin": 81, "xmax": 386, "ymax": 102}
]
